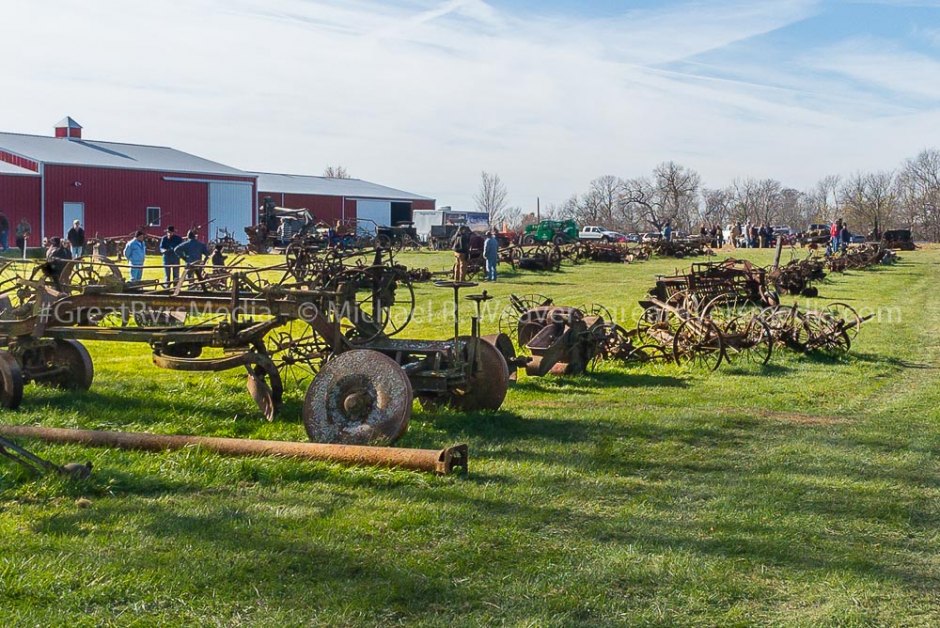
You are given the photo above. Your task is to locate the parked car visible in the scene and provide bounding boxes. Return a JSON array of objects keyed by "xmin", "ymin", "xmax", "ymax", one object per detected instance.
[
  {"xmin": 849, "ymin": 234, "xmax": 866, "ymax": 244},
  {"xmin": 579, "ymin": 226, "xmax": 622, "ymax": 242},
  {"xmin": 625, "ymin": 233, "xmax": 640, "ymax": 243}
]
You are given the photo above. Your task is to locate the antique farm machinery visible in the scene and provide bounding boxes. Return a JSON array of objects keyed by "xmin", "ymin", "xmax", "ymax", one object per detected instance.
[{"xmin": 0, "ymin": 249, "xmax": 507, "ymax": 449}]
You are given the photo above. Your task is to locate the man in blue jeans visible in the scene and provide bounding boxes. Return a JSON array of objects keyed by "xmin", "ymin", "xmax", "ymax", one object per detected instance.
[
  {"xmin": 483, "ymin": 230, "xmax": 499, "ymax": 281},
  {"xmin": 123, "ymin": 231, "xmax": 147, "ymax": 282}
]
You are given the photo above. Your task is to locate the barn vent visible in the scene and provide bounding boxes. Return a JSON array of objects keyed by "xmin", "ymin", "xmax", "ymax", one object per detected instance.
[{"xmin": 54, "ymin": 116, "xmax": 83, "ymax": 140}]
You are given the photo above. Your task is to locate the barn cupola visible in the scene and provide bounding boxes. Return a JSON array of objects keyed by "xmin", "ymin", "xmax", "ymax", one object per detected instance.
[{"xmin": 54, "ymin": 116, "xmax": 83, "ymax": 139}]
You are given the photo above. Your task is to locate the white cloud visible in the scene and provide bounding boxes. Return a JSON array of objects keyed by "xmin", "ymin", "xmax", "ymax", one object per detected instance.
[{"xmin": 0, "ymin": 0, "xmax": 937, "ymax": 209}]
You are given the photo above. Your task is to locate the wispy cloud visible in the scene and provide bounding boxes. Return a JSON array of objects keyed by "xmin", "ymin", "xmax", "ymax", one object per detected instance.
[{"xmin": 0, "ymin": 0, "xmax": 937, "ymax": 207}]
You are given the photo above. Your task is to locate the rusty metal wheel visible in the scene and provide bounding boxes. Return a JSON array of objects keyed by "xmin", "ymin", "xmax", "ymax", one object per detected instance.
[
  {"xmin": 449, "ymin": 336, "xmax": 509, "ymax": 412},
  {"xmin": 498, "ymin": 293, "xmax": 552, "ymax": 341},
  {"xmin": 40, "ymin": 340, "xmax": 94, "ymax": 390},
  {"xmin": 303, "ymin": 349, "xmax": 412, "ymax": 445},
  {"xmin": 723, "ymin": 315, "xmax": 773, "ymax": 366},
  {"xmin": 0, "ymin": 351, "xmax": 24, "ymax": 409},
  {"xmin": 822, "ymin": 302, "xmax": 862, "ymax": 340},
  {"xmin": 673, "ymin": 317, "xmax": 724, "ymax": 371},
  {"xmin": 266, "ymin": 322, "xmax": 330, "ymax": 387}
]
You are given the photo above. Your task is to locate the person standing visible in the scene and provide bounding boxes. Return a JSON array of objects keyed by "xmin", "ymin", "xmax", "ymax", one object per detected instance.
[
  {"xmin": 730, "ymin": 223, "xmax": 741, "ymax": 249},
  {"xmin": 0, "ymin": 212, "xmax": 9, "ymax": 251},
  {"xmin": 451, "ymin": 226, "xmax": 471, "ymax": 282},
  {"xmin": 174, "ymin": 230, "xmax": 209, "ymax": 281},
  {"xmin": 483, "ymin": 230, "xmax": 499, "ymax": 282},
  {"xmin": 44, "ymin": 237, "xmax": 72, "ymax": 288},
  {"xmin": 662, "ymin": 221, "xmax": 673, "ymax": 242},
  {"xmin": 829, "ymin": 219, "xmax": 841, "ymax": 253},
  {"xmin": 66, "ymin": 219, "xmax": 85, "ymax": 258},
  {"xmin": 159, "ymin": 226, "xmax": 183, "ymax": 286},
  {"xmin": 123, "ymin": 231, "xmax": 147, "ymax": 282},
  {"xmin": 15, "ymin": 218, "xmax": 30, "ymax": 255}
]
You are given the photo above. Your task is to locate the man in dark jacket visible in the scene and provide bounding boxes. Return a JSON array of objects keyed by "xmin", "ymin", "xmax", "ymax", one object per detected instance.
[
  {"xmin": 159, "ymin": 226, "xmax": 184, "ymax": 286},
  {"xmin": 174, "ymin": 230, "xmax": 209, "ymax": 283},
  {"xmin": 66, "ymin": 220, "xmax": 86, "ymax": 258},
  {"xmin": 451, "ymin": 226, "xmax": 471, "ymax": 282}
]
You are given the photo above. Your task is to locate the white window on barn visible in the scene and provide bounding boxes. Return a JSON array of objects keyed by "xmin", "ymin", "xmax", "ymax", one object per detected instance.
[{"xmin": 146, "ymin": 207, "xmax": 161, "ymax": 227}]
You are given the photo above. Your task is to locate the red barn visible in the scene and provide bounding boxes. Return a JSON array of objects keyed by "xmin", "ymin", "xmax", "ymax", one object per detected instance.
[
  {"xmin": 0, "ymin": 117, "xmax": 257, "ymax": 245},
  {"xmin": 253, "ymin": 172, "xmax": 435, "ymax": 229}
]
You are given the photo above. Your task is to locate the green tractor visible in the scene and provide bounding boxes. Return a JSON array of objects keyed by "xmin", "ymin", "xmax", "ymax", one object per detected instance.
[{"xmin": 521, "ymin": 219, "xmax": 579, "ymax": 245}]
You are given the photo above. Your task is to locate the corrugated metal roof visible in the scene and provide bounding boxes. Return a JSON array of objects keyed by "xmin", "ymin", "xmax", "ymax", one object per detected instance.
[
  {"xmin": 0, "ymin": 132, "xmax": 252, "ymax": 177},
  {"xmin": 253, "ymin": 172, "xmax": 432, "ymax": 201},
  {"xmin": 0, "ymin": 161, "xmax": 39, "ymax": 176}
]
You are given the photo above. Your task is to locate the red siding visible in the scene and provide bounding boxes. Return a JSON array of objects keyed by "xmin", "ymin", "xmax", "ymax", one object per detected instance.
[
  {"xmin": 344, "ymin": 199, "xmax": 357, "ymax": 222},
  {"xmin": 44, "ymin": 166, "xmax": 255, "ymax": 240},
  {"xmin": 0, "ymin": 151, "xmax": 40, "ymax": 172},
  {"xmin": 412, "ymin": 199, "xmax": 436, "ymax": 211},
  {"xmin": 54, "ymin": 128, "xmax": 82, "ymax": 139},
  {"xmin": 0, "ymin": 174, "xmax": 41, "ymax": 240}
]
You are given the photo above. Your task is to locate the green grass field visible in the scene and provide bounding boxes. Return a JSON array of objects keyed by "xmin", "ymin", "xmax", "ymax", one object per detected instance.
[{"xmin": 2, "ymin": 246, "xmax": 939, "ymax": 626}]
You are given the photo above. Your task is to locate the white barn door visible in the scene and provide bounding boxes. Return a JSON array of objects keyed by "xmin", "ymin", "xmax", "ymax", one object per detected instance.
[
  {"xmin": 63, "ymin": 202, "xmax": 84, "ymax": 238},
  {"xmin": 354, "ymin": 200, "xmax": 391, "ymax": 234},
  {"xmin": 208, "ymin": 182, "xmax": 253, "ymax": 243}
]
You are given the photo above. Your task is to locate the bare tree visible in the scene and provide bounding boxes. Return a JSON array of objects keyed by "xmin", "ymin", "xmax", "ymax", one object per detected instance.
[
  {"xmin": 805, "ymin": 175, "xmax": 841, "ymax": 223},
  {"xmin": 622, "ymin": 161, "xmax": 701, "ymax": 231},
  {"xmin": 897, "ymin": 149, "xmax": 940, "ymax": 241},
  {"xmin": 701, "ymin": 187, "xmax": 734, "ymax": 228},
  {"xmin": 323, "ymin": 165, "xmax": 351, "ymax": 179},
  {"xmin": 474, "ymin": 171, "xmax": 509, "ymax": 226},
  {"xmin": 576, "ymin": 176, "xmax": 623, "ymax": 227},
  {"xmin": 731, "ymin": 178, "xmax": 784, "ymax": 225},
  {"xmin": 840, "ymin": 171, "xmax": 897, "ymax": 238}
]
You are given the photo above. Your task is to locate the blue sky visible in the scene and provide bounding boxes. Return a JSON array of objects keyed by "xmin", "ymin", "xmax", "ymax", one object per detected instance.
[{"xmin": 1, "ymin": 0, "xmax": 938, "ymax": 210}]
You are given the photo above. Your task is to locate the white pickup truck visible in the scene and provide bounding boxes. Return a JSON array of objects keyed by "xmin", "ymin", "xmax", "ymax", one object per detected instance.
[{"xmin": 579, "ymin": 226, "xmax": 622, "ymax": 242}]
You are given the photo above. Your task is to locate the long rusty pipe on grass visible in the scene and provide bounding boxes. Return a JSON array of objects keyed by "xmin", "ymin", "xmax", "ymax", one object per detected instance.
[{"xmin": 0, "ymin": 425, "xmax": 468, "ymax": 475}]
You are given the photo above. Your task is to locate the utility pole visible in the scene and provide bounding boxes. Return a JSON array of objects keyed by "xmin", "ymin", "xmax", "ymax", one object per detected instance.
[{"xmin": 536, "ymin": 197, "xmax": 540, "ymax": 222}]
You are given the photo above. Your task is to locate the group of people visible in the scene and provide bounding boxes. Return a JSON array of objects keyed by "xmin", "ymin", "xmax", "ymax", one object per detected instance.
[
  {"xmin": 451, "ymin": 225, "xmax": 500, "ymax": 282},
  {"xmin": 697, "ymin": 224, "xmax": 725, "ymax": 248},
  {"xmin": 729, "ymin": 223, "xmax": 776, "ymax": 249},
  {"xmin": 43, "ymin": 222, "xmax": 221, "ymax": 288},
  {"xmin": 827, "ymin": 219, "xmax": 852, "ymax": 255}
]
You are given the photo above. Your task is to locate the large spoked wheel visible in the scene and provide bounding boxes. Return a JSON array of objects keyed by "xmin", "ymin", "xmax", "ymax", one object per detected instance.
[
  {"xmin": 328, "ymin": 266, "xmax": 416, "ymax": 342},
  {"xmin": 265, "ymin": 322, "xmax": 330, "ymax": 387},
  {"xmin": 673, "ymin": 317, "xmax": 724, "ymax": 371},
  {"xmin": 497, "ymin": 293, "xmax": 552, "ymax": 341},
  {"xmin": 59, "ymin": 258, "xmax": 124, "ymax": 290},
  {"xmin": 303, "ymin": 350, "xmax": 412, "ymax": 445},
  {"xmin": 448, "ymin": 336, "xmax": 509, "ymax": 412},
  {"xmin": 635, "ymin": 306, "xmax": 678, "ymax": 346},
  {"xmin": 762, "ymin": 307, "xmax": 812, "ymax": 352},
  {"xmin": 723, "ymin": 315, "xmax": 773, "ymax": 366},
  {"xmin": 0, "ymin": 351, "xmax": 24, "ymax": 409},
  {"xmin": 822, "ymin": 302, "xmax": 862, "ymax": 340}
]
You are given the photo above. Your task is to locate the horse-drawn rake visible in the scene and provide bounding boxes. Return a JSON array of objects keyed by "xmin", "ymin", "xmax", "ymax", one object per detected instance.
[
  {"xmin": 635, "ymin": 295, "xmax": 773, "ymax": 371},
  {"xmin": 0, "ymin": 249, "xmax": 507, "ymax": 454}
]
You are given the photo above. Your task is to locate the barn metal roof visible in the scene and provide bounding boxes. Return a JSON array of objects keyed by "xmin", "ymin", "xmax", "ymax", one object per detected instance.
[
  {"xmin": 0, "ymin": 161, "xmax": 39, "ymax": 176},
  {"xmin": 0, "ymin": 132, "xmax": 252, "ymax": 177},
  {"xmin": 253, "ymin": 172, "xmax": 432, "ymax": 201}
]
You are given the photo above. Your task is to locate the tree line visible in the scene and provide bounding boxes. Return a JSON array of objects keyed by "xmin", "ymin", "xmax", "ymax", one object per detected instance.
[{"xmin": 475, "ymin": 149, "xmax": 940, "ymax": 240}]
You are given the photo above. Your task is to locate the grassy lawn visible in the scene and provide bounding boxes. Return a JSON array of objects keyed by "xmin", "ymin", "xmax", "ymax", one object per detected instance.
[{"xmin": 2, "ymin": 245, "xmax": 939, "ymax": 625}]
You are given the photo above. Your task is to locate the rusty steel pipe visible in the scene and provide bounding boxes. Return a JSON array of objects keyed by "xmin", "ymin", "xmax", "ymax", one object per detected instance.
[{"xmin": 0, "ymin": 425, "xmax": 468, "ymax": 475}]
